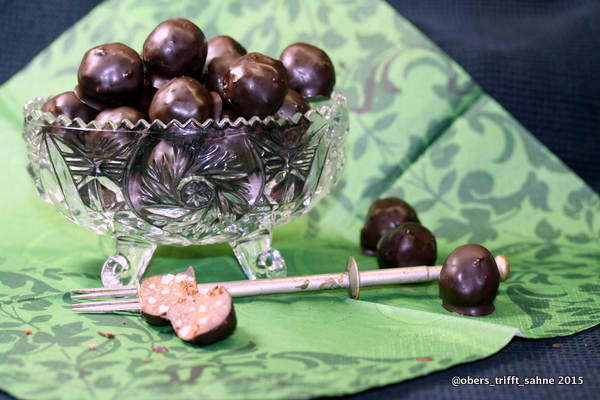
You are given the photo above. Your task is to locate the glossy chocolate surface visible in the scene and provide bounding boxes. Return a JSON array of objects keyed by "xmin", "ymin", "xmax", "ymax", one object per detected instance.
[
  {"xmin": 75, "ymin": 42, "xmax": 144, "ymax": 110},
  {"xmin": 280, "ymin": 43, "xmax": 335, "ymax": 98},
  {"xmin": 94, "ymin": 106, "xmax": 147, "ymax": 125},
  {"xmin": 206, "ymin": 35, "xmax": 246, "ymax": 67},
  {"xmin": 360, "ymin": 198, "xmax": 420, "ymax": 256},
  {"xmin": 148, "ymin": 77, "xmax": 213, "ymax": 124},
  {"xmin": 223, "ymin": 52, "xmax": 289, "ymax": 118},
  {"xmin": 274, "ymin": 88, "xmax": 311, "ymax": 119},
  {"xmin": 42, "ymin": 91, "xmax": 98, "ymax": 123},
  {"xmin": 376, "ymin": 222, "xmax": 437, "ymax": 269},
  {"xmin": 439, "ymin": 244, "xmax": 500, "ymax": 317},
  {"xmin": 142, "ymin": 18, "xmax": 207, "ymax": 89}
]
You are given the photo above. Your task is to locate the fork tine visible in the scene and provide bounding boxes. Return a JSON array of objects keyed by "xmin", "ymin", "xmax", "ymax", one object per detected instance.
[
  {"xmin": 71, "ymin": 285, "xmax": 136, "ymax": 294},
  {"xmin": 72, "ymin": 298, "xmax": 140, "ymax": 309},
  {"xmin": 72, "ymin": 303, "xmax": 142, "ymax": 313},
  {"xmin": 70, "ymin": 289, "xmax": 138, "ymax": 300}
]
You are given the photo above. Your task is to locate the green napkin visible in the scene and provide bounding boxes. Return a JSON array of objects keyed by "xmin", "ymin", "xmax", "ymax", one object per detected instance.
[{"xmin": 0, "ymin": 0, "xmax": 598, "ymax": 399}]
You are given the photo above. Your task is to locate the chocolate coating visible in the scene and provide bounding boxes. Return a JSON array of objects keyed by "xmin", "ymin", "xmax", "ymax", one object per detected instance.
[
  {"xmin": 142, "ymin": 18, "xmax": 208, "ymax": 89},
  {"xmin": 223, "ymin": 52, "xmax": 289, "ymax": 118},
  {"xmin": 376, "ymin": 222, "xmax": 437, "ymax": 269},
  {"xmin": 360, "ymin": 198, "xmax": 420, "ymax": 256},
  {"xmin": 94, "ymin": 106, "xmax": 147, "ymax": 125},
  {"xmin": 148, "ymin": 77, "xmax": 213, "ymax": 124},
  {"xmin": 167, "ymin": 286, "xmax": 237, "ymax": 345},
  {"xmin": 75, "ymin": 42, "xmax": 144, "ymax": 110},
  {"xmin": 274, "ymin": 88, "xmax": 311, "ymax": 119},
  {"xmin": 439, "ymin": 244, "xmax": 500, "ymax": 317},
  {"xmin": 42, "ymin": 91, "xmax": 98, "ymax": 123},
  {"xmin": 280, "ymin": 43, "xmax": 335, "ymax": 98},
  {"xmin": 206, "ymin": 35, "xmax": 246, "ymax": 67},
  {"xmin": 205, "ymin": 52, "xmax": 242, "ymax": 97}
]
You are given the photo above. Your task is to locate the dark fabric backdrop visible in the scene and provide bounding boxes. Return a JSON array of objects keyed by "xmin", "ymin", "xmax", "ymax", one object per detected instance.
[{"xmin": 0, "ymin": 1, "xmax": 598, "ymax": 399}]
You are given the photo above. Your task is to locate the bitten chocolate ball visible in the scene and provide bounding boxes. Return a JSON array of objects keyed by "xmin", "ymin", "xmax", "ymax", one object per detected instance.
[
  {"xmin": 206, "ymin": 35, "xmax": 247, "ymax": 67},
  {"xmin": 360, "ymin": 198, "xmax": 420, "ymax": 256},
  {"xmin": 75, "ymin": 43, "xmax": 144, "ymax": 110},
  {"xmin": 222, "ymin": 52, "xmax": 289, "ymax": 118},
  {"xmin": 142, "ymin": 18, "xmax": 208, "ymax": 89},
  {"xmin": 280, "ymin": 43, "xmax": 335, "ymax": 98},
  {"xmin": 439, "ymin": 244, "xmax": 500, "ymax": 317},
  {"xmin": 274, "ymin": 89, "xmax": 311, "ymax": 119},
  {"xmin": 376, "ymin": 222, "xmax": 437, "ymax": 269},
  {"xmin": 42, "ymin": 91, "xmax": 98, "ymax": 123},
  {"xmin": 148, "ymin": 77, "xmax": 213, "ymax": 124},
  {"xmin": 94, "ymin": 106, "xmax": 147, "ymax": 125}
]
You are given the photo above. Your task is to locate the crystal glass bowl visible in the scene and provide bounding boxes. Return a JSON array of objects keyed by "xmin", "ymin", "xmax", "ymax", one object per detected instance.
[{"xmin": 23, "ymin": 93, "xmax": 348, "ymax": 287}]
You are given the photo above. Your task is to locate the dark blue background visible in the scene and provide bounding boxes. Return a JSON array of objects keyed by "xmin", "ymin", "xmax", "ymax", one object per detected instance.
[{"xmin": 0, "ymin": 1, "xmax": 598, "ymax": 399}]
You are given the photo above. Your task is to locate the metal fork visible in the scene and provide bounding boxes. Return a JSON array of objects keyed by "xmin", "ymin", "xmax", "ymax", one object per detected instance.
[{"xmin": 71, "ymin": 255, "xmax": 509, "ymax": 312}]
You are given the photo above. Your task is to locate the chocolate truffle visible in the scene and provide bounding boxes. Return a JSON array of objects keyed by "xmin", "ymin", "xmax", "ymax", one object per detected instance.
[
  {"xmin": 376, "ymin": 222, "xmax": 437, "ymax": 269},
  {"xmin": 142, "ymin": 18, "xmax": 208, "ymax": 89},
  {"xmin": 274, "ymin": 88, "xmax": 311, "ymax": 119},
  {"xmin": 148, "ymin": 77, "xmax": 213, "ymax": 124},
  {"xmin": 222, "ymin": 52, "xmax": 289, "ymax": 118},
  {"xmin": 75, "ymin": 43, "xmax": 144, "ymax": 110},
  {"xmin": 42, "ymin": 91, "xmax": 98, "ymax": 123},
  {"xmin": 94, "ymin": 106, "xmax": 147, "ymax": 125},
  {"xmin": 205, "ymin": 52, "xmax": 243, "ymax": 97},
  {"xmin": 360, "ymin": 198, "xmax": 420, "ymax": 256},
  {"xmin": 206, "ymin": 35, "xmax": 246, "ymax": 67},
  {"xmin": 139, "ymin": 267, "xmax": 198, "ymax": 326},
  {"xmin": 167, "ymin": 286, "xmax": 237, "ymax": 345},
  {"xmin": 135, "ymin": 83, "xmax": 158, "ymax": 115},
  {"xmin": 439, "ymin": 244, "xmax": 500, "ymax": 317},
  {"xmin": 279, "ymin": 43, "xmax": 335, "ymax": 98}
]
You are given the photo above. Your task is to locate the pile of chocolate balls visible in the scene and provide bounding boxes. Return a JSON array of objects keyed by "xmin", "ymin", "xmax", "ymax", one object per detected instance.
[{"xmin": 41, "ymin": 17, "xmax": 336, "ymax": 126}]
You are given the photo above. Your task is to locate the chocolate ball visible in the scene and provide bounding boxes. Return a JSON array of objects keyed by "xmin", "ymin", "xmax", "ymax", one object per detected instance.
[
  {"xmin": 205, "ymin": 52, "xmax": 242, "ymax": 97},
  {"xmin": 75, "ymin": 42, "xmax": 144, "ymax": 110},
  {"xmin": 148, "ymin": 77, "xmax": 213, "ymax": 124},
  {"xmin": 135, "ymin": 83, "xmax": 158, "ymax": 115},
  {"xmin": 42, "ymin": 91, "xmax": 98, "ymax": 123},
  {"xmin": 376, "ymin": 222, "xmax": 437, "ymax": 269},
  {"xmin": 279, "ymin": 43, "xmax": 335, "ymax": 98},
  {"xmin": 274, "ymin": 89, "xmax": 311, "ymax": 119},
  {"xmin": 206, "ymin": 35, "xmax": 246, "ymax": 67},
  {"xmin": 142, "ymin": 18, "xmax": 208, "ymax": 89},
  {"xmin": 360, "ymin": 198, "xmax": 420, "ymax": 256},
  {"xmin": 439, "ymin": 244, "xmax": 500, "ymax": 317},
  {"xmin": 222, "ymin": 52, "xmax": 289, "ymax": 118},
  {"xmin": 94, "ymin": 106, "xmax": 147, "ymax": 125}
]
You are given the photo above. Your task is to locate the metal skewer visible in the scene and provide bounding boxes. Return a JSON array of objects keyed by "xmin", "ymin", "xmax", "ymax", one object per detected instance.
[{"xmin": 71, "ymin": 255, "xmax": 509, "ymax": 312}]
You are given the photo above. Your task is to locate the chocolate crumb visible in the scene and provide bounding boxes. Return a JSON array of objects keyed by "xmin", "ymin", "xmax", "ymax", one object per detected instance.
[
  {"xmin": 552, "ymin": 343, "xmax": 562, "ymax": 348},
  {"xmin": 98, "ymin": 331, "xmax": 116, "ymax": 339},
  {"xmin": 157, "ymin": 357, "xmax": 163, "ymax": 362},
  {"xmin": 142, "ymin": 358, "xmax": 148, "ymax": 363},
  {"xmin": 122, "ymin": 321, "xmax": 127, "ymax": 324},
  {"xmin": 24, "ymin": 329, "xmax": 33, "ymax": 335},
  {"xmin": 88, "ymin": 344, "xmax": 96, "ymax": 350}
]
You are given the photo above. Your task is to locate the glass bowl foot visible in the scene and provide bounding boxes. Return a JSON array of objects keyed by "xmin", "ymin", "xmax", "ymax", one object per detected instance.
[
  {"xmin": 100, "ymin": 236, "xmax": 157, "ymax": 287},
  {"xmin": 231, "ymin": 229, "xmax": 287, "ymax": 280}
]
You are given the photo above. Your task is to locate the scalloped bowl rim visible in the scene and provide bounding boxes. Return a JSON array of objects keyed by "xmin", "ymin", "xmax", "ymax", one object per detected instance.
[{"xmin": 24, "ymin": 92, "xmax": 348, "ymax": 132}]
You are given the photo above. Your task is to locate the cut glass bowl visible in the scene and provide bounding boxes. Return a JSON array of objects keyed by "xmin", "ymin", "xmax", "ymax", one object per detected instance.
[{"xmin": 22, "ymin": 93, "xmax": 348, "ymax": 287}]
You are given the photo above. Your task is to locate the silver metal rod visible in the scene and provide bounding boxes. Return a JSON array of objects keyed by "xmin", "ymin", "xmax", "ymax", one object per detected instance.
[{"xmin": 71, "ymin": 255, "xmax": 510, "ymax": 312}]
